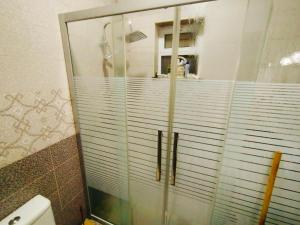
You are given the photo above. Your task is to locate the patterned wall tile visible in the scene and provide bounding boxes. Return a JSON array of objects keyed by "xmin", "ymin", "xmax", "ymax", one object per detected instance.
[{"xmin": 0, "ymin": 89, "xmax": 75, "ymax": 168}]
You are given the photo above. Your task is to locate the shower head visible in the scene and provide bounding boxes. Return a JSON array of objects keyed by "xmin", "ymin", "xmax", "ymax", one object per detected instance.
[
  {"xmin": 126, "ymin": 20, "xmax": 147, "ymax": 43},
  {"xmin": 126, "ymin": 31, "xmax": 147, "ymax": 43}
]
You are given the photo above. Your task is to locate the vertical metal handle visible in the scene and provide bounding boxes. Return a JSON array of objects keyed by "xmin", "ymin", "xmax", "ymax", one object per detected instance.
[
  {"xmin": 171, "ymin": 132, "xmax": 179, "ymax": 185},
  {"xmin": 156, "ymin": 130, "xmax": 163, "ymax": 181}
]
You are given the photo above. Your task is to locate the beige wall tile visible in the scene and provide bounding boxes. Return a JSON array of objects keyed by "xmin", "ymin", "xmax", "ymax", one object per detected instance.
[{"xmin": 0, "ymin": 0, "xmax": 112, "ymax": 167}]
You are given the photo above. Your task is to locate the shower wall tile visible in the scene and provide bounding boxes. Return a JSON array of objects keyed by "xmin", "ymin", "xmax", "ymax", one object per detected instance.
[
  {"xmin": 0, "ymin": 89, "xmax": 75, "ymax": 169},
  {"xmin": 0, "ymin": 0, "xmax": 113, "ymax": 169},
  {"xmin": 54, "ymin": 154, "xmax": 82, "ymax": 188},
  {"xmin": 49, "ymin": 191, "xmax": 64, "ymax": 225},
  {"xmin": 0, "ymin": 135, "xmax": 87, "ymax": 225},
  {"xmin": 62, "ymin": 190, "xmax": 87, "ymax": 225},
  {"xmin": 50, "ymin": 135, "xmax": 79, "ymax": 167},
  {"xmin": 0, "ymin": 171, "xmax": 57, "ymax": 218},
  {"xmin": 59, "ymin": 173, "xmax": 84, "ymax": 208},
  {"xmin": 1, "ymin": 0, "xmax": 112, "ymax": 223},
  {"xmin": 0, "ymin": 146, "xmax": 53, "ymax": 199}
]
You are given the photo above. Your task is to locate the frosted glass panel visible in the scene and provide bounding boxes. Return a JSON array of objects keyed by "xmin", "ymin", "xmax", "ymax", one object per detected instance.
[
  {"xmin": 123, "ymin": 6, "xmax": 175, "ymax": 225},
  {"xmin": 73, "ymin": 76, "xmax": 130, "ymax": 224},
  {"xmin": 126, "ymin": 78, "xmax": 169, "ymax": 225},
  {"xmin": 168, "ymin": 80, "xmax": 234, "ymax": 225},
  {"xmin": 68, "ymin": 14, "xmax": 129, "ymax": 225},
  {"xmin": 167, "ymin": 0, "xmax": 247, "ymax": 223},
  {"xmin": 212, "ymin": 82, "xmax": 300, "ymax": 225},
  {"xmin": 212, "ymin": 1, "xmax": 300, "ymax": 224},
  {"xmin": 63, "ymin": 1, "xmax": 300, "ymax": 225},
  {"xmin": 74, "ymin": 76, "xmax": 128, "ymax": 197}
]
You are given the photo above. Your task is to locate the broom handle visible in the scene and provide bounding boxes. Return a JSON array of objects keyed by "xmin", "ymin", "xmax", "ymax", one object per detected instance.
[{"xmin": 258, "ymin": 151, "xmax": 282, "ymax": 225}]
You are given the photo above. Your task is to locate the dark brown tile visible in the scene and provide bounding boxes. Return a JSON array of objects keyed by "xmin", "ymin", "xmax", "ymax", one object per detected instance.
[
  {"xmin": 26, "ymin": 171, "xmax": 57, "ymax": 196},
  {"xmin": 0, "ymin": 135, "xmax": 87, "ymax": 223},
  {"xmin": 59, "ymin": 173, "xmax": 84, "ymax": 208},
  {"xmin": 0, "ymin": 148, "xmax": 53, "ymax": 201},
  {"xmin": 0, "ymin": 171, "xmax": 56, "ymax": 219},
  {"xmin": 50, "ymin": 135, "xmax": 79, "ymax": 168},
  {"xmin": 55, "ymin": 155, "xmax": 81, "ymax": 188},
  {"xmin": 62, "ymin": 191, "xmax": 87, "ymax": 225},
  {"xmin": 48, "ymin": 191, "xmax": 64, "ymax": 225},
  {"xmin": 75, "ymin": 133, "xmax": 90, "ymax": 214}
]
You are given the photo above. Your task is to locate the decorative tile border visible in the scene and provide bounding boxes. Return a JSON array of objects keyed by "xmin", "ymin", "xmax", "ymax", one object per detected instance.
[{"xmin": 0, "ymin": 89, "xmax": 75, "ymax": 168}]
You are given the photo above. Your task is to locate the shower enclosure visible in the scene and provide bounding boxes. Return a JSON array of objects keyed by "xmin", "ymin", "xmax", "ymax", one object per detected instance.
[{"xmin": 59, "ymin": 0, "xmax": 300, "ymax": 225}]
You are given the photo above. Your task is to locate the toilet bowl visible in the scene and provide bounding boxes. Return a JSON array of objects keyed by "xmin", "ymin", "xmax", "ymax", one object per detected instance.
[{"xmin": 0, "ymin": 195, "xmax": 56, "ymax": 225}]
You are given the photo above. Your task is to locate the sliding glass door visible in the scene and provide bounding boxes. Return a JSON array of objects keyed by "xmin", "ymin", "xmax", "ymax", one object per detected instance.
[
  {"xmin": 166, "ymin": 1, "xmax": 247, "ymax": 224},
  {"xmin": 67, "ymin": 15, "xmax": 131, "ymax": 225},
  {"xmin": 60, "ymin": 1, "xmax": 291, "ymax": 225},
  {"xmin": 123, "ymin": 7, "xmax": 177, "ymax": 225},
  {"xmin": 66, "ymin": 5, "xmax": 178, "ymax": 225},
  {"xmin": 211, "ymin": 1, "xmax": 300, "ymax": 225},
  {"xmin": 165, "ymin": 0, "xmax": 274, "ymax": 225}
]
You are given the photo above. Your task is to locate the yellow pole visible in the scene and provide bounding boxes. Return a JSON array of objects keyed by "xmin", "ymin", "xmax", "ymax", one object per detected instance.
[{"xmin": 258, "ymin": 151, "xmax": 282, "ymax": 225}]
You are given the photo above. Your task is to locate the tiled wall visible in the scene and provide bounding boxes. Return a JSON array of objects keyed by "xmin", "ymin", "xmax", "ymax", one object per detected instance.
[
  {"xmin": 0, "ymin": 89, "xmax": 75, "ymax": 168},
  {"xmin": 0, "ymin": 0, "xmax": 111, "ymax": 223},
  {"xmin": 0, "ymin": 135, "xmax": 87, "ymax": 225},
  {"xmin": 0, "ymin": 0, "xmax": 112, "ymax": 167}
]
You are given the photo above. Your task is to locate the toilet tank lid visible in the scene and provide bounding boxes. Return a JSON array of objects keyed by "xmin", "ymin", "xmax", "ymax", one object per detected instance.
[{"xmin": 0, "ymin": 195, "xmax": 51, "ymax": 225}]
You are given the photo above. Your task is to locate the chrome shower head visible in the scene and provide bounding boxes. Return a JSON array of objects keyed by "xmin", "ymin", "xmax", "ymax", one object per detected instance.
[
  {"xmin": 125, "ymin": 30, "xmax": 147, "ymax": 43},
  {"xmin": 125, "ymin": 20, "xmax": 147, "ymax": 43}
]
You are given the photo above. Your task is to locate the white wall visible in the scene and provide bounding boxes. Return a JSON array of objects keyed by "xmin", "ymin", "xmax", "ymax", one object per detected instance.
[
  {"xmin": 257, "ymin": 0, "xmax": 300, "ymax": 83},
  {"xmin": 0, "ymin": 0, "xmax": 112, "ymax": 168}
]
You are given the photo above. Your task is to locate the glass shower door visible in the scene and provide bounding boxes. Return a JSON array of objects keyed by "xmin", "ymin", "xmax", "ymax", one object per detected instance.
[
  {"xmin": 123, "ymin": 7, "xmax": 176, "ymax": 225},
  {"xmin": 211, "ymin": 0, "xmax": 300, "ymax": 225},
  {"xmin": 67, "ymin": 15, "xmax": 131, "ymax": 225},
  {"xmin": 61, "ymin": 1, "xmax": 300, "ymax": 225},
  {"xmin": 165, "ymin": 1, "xmax": 244, "ymax": 224},
  {"xmin": 166, "ymin": 0, "xmax": 273, "ymax": 225},
  {"xmin": 66, "ymin": 6, "xmax": 178, "ymax": 225}
]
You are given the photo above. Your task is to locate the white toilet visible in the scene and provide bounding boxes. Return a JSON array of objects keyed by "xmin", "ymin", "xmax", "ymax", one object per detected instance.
[{"xmin": 0, "ymin": 195, "xmax": 56, "ymax": 225}]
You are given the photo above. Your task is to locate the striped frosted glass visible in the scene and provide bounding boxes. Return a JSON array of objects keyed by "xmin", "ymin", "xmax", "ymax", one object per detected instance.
[
  {"xmin": 126, "ymin": 78, "xmax": 169, "ymax": 225},
  {"xmin": 74, "ymin": 76, "xmax": 129, "ymax": 200},
  {"xmin": 212, "ymin": 82, "xmax": 300, "ymax": 225},
  {"xmin": 167, "ymin": 80, "xmax": 234, "ymax": 225},
  {"xmin": 73, "ymin": 76, "xmax": 300, "ymax": 225}
]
